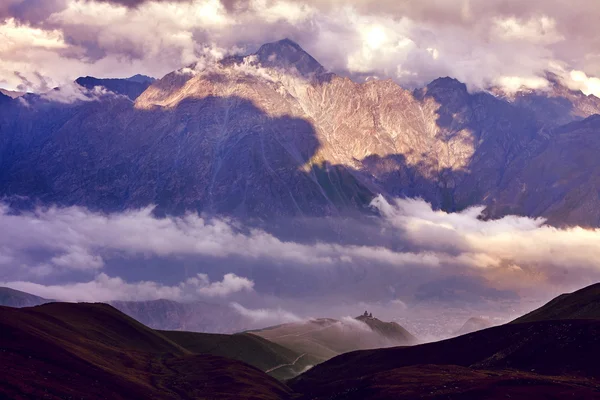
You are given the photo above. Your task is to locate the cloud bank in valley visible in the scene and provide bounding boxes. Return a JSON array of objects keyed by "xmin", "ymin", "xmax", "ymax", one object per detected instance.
[
  {"xmin": 1, "ymin": 196, "xmax": 600, "ymax": 307},
  {"xmin": 0, "ymin": 0, "xmax": 599, "ymax": 96}
]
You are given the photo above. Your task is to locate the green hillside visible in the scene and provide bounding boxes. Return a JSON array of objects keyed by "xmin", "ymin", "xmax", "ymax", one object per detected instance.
[
  {"xmin": 160, "ymin": 330, "xmax": 321, "ymax": 380},
  {"xmin": 0, "ymin": 303, "xmax": 290, "ymax": 399}
]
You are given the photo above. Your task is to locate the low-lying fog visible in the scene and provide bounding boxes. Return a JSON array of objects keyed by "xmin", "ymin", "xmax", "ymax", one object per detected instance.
[{"xmin": 2, "ymin": 195, "xmax": 598, "ymax": 339}]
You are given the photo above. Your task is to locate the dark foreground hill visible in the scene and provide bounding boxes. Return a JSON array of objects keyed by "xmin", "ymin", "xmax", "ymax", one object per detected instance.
[
  {"xmin": 160, "ymin": 330, "xmax": 321, "ymax": 381},
  {"xmin": 291, "ymin": 319, "xmax": 600, "ymax": 399},
  {"xmin": 0, "ymin": 303, "xmax": 290, "ymax": 399},
  {"xmin": 512, "ymin": 283, "xmax": 600, "ymax": 323}
]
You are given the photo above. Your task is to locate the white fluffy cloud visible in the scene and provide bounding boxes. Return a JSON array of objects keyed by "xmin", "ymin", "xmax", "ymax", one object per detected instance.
[
  {"xmin": 0, "ymin": 0, "xmax": 599, "ymax": 95},
  {"xmin": 194, "ymin": 272, "xmax": 254, "ymax": 296},
  {"xmin": 0, "ymin": 203, "xmax": 441, "ymax": 279},
  {"xmin": 372, "ymin": 195, "xmax": 600, "ymax": 290},
  {"xmin": 2, "ymin": 272, "xmax": 253, "ymax": 301}
]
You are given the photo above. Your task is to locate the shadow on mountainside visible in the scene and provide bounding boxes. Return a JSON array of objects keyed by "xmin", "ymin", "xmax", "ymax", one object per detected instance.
[
  {"xmin": 0, "ymin": 78, "xmax": 588, "ymax": 224},
  {"xmin": 0, "ymin": 93, "xmax": 432, "ymax": 219}
]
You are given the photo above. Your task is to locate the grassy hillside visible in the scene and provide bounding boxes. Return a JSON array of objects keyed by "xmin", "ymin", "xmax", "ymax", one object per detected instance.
[
  {"xmin": 513, "ymin": 283, "xmax": 600, "ymax": 323},
  {"xmin": 291, "ymin": 319, "xmax": 600, "ymax": 399},
  {"xmin": 0, "ymin": 287, "xmax": 51, "ymax": 307},
  {"xmin": 0, "ymin": 303, "xmax": 291, "ymax": 399},
  {"xmin": 160, "ymin": 330, "xmax": 321, "ymax": 380},
  {"xmin": 253, "ymin": 316, "xmax": 417, "ymax": 362}
]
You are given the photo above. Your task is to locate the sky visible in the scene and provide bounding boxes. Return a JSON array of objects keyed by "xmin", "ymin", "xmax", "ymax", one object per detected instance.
[{"xmin": 1, "ymin": 0, "xmax": 600, "ymax": 96}]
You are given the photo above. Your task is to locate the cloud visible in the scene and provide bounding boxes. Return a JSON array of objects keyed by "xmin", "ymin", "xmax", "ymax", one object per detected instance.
[
  {"xmin": 0, "ymin": 203, "xmax": 441, "ymax": 280},
  {"xmin": 50, "ymin": 246, "xmax": 104, "ymax": 270},
  {"xmin": 371, "ymin": 195, "xmax": 600, "ymax": 290},
  {"xmin": 4, "ymin": 196, "xmax": 600, "ymax": 329},
  {"xmin": 230, "ymin": 302, "xmax": 301, "ymax": 325},
  {"xmin": 193, "ymin": 272, "xmax": 254, "ymax": 296},
  {"xmin": 565, "ymin": 70, "xmax": 600, "ymax": 98},
  {"xmin": 0, "ymin": 0, "xmax": 599, "ymax": 93},
  {"xmin": 339, "ymin": 316, "xmax": 371, "ymax": 332},
  {"xmin": 1, "ymin": 272, "xmax": 253, "ymax": 301},
  {"xmin": 2, "ymin": 197, "xmax": 600, "ymax": 299}
]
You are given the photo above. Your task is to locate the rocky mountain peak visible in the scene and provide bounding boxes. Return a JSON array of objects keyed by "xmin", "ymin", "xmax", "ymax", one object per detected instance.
[
  {"xmin": 254, "ymin": 38, "xmax": 326, "ymax": 77},
  {"xmin": 427, "ymin": 77, "xmax": 468, "ymax": 92},
  {"xmin": 413, "ymin": 76, "xmax": 470, "ymax": 106},
  {"xmin": 126, "ymin": 74, "xmax": 156, "ymax": 84}
]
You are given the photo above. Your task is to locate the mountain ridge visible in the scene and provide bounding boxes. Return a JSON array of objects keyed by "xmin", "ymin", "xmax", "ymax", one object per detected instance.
[
  {"xmin": 1, "ymin": 39, "xmax": 600, "ymax": 225},
  {"xmin": 512, "ymin": 283, "xmax": 600, "ymax": 323}
]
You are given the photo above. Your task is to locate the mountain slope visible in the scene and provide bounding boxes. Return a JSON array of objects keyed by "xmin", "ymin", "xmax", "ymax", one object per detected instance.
[
  {"xmin": 252, "ymin": 316, "xmax": 417, "ymax": 362},
  {"xmin": 160, "ymin": 330, "xmax": 320, "ymax": 380},
  {"xmin": 489, "ymin": 114, "xmax": 600, "ymax": 225},
  {"xmin": 0, "ymin": 287, "xmax": 51, "ymax": 307},
  {"xmin": 512, "ymin": 282, "xmax": 600, "ymax": 323},
  {"xmin": 0, "ymin": 91, "xmax": 11, "ymax": 104},
  {"xmin": 110, "ymin": 298, "xmax": 249, "ymax": 333},
  {"xmin": 290, "ymin": 319, "xmax": 600, "ymax": 399},
  {"xmin": 1, "ymin": 39, "xmax": 600, "ymax": 224},
  {"xmin": 0, "ymin": 303, "xmax": 291, "ymax": 399}
]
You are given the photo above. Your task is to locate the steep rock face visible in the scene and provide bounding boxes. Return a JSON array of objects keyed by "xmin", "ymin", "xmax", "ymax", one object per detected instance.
[
  {"xmin": 0, "ymin": 39, "xmax": 600, "ymax": 224},
  {"xmin": 490, "ymin": 115, "xmax": 600, "ymax": 225},
  {"xmin": 134, "ymin": 39, "xmax": 542, "ymax": 215},
  {"xmin": 494, "ymin": 73, "xmax": 600, "ymax": 128}
]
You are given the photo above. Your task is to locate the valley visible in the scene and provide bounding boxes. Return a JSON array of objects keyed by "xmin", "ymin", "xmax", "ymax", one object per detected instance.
[{"xmin": 2, "ymin": 283, "xmax": 600, "ymax": 399}]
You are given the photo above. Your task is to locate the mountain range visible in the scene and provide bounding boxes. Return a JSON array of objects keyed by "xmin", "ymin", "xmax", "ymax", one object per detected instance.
[
  {"xmin": 3, "ymin": 282, "xmax": 600, "ymax": 398},
  {"xmin": 2, "ymin": 39, "xmax": 600, "ymax": 225}
]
